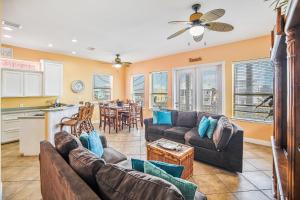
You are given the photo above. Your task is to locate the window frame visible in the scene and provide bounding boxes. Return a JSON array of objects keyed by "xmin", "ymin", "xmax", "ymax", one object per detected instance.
[
  {"xmin": 232, "ymin": 58, "xmax": 273, "ymax": 123},
  {"xmin": 92, "ymin": 73, "xmax": 113, "ymax": 101},
  {"xmin": 149, "ymin": 71, "xmax": 168, "ymax": 109},
  {"xmin": 131, "ymin": 74, "xmax": 145, "ymax": 107}
]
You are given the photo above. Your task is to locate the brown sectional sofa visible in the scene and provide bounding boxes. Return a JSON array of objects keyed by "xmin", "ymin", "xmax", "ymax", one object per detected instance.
[
  {"xmin": 144, "ymin": 110, "xmax": 244, "ymax": 172},
  {"xmin": 40, "ymin": 131, "xmax": 207, "ymax": 200}
]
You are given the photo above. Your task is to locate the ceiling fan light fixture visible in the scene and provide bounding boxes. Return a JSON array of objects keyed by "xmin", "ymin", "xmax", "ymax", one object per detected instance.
[
  {"xmin": 189, "ymin": 25, "xmax": 204, "ymax": 36},
  {"xmin": 113, "ymin": 63, "xmax": 122, "ymax": 68}
]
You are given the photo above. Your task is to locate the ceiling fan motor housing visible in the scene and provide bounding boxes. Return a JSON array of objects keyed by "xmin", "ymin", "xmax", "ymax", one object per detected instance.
[{"xmin": 190, "ymin": 4, "xmax": 202, "ymax": 22}]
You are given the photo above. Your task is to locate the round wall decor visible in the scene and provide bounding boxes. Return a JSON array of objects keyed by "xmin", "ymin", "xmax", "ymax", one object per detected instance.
[{"xmin": 71, "ymin": 80, "xmax": 85, "ymax": 93}]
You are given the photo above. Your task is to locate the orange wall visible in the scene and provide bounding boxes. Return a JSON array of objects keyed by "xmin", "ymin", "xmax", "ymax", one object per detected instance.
[
  {"xmin": 1, "ymin": 45, "xmax": 126, "ymax": 109},
  {"xmin": 1, "ymin": 45, "xmax": 126, "ymax": 121},
  {"xmin": 125, "ymin": 35, "xmax": 273, "ymax": 142}
]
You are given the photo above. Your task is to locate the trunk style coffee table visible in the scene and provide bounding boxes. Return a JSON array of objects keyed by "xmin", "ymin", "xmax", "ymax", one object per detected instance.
[{"xmin": 147, "ymin": 138, "xmax": 194, "ymax": 179}]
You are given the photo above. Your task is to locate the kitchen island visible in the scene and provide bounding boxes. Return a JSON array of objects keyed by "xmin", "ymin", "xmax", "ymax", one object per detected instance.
[{"xmin": 18, "ymin": 105, "xmax": 79, "ymax": 155}]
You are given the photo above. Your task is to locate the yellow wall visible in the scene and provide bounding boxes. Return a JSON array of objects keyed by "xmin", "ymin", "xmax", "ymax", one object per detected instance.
[
  {"xmin": 1, "ymin": 45, "xmax": 126, "ymax": 120},
  {"xmin": 125, "ymin": 35, "xmax": 273, "ymax": 142}
]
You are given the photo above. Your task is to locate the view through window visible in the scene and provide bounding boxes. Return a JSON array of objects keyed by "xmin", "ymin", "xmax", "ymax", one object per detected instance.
[
  {"xmin": 132, "ymin": 74, "xmax": 145, "ymax": 107},
  {"xmin": 233, "ymin": 59, "xmax": 273, "ymax": 122},
  {"xmin": 93, "ymin": 74, "xmax": 112, "ymax": 101},
  {"xmin": 151, "ymin": 72, "xmax": 168, "ymax": 108}
]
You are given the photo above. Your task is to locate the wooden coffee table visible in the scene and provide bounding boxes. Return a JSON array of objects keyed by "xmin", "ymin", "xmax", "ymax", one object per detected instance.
[{"xmin": 147, "ymin": 138, "xmax": 194, "ymax": 179}]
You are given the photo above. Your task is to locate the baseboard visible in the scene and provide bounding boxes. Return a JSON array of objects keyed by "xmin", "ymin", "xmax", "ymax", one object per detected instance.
[
  {"xmin": 0, "ymin": 181, "xmax": 3, "ymax": 200},
  {"xmin": 244, "ymin": 137, "xmax": 271, "ymax": 147}
]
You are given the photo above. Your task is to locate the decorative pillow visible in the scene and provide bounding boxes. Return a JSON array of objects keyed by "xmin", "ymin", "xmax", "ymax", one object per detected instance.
[
  {"xmin": 213, "ymin": 116, "xmax": 234, "ymax": 151},
  {"xmin": 144, "ymin": 162, "xmax": 197, "ymax": 200},
  {"xmin": 196, "ymin": 112, "xmax": 223, "ymax": 126},
  {"xmin": 131, "ymin": 159, "xmax": 184, "ymax": 178},
  {"xmin": 153, "ymin": 111, "xmax": 172, "ymax": 125},
  {"xmin": 153, "ymin": 111, "xmax": 158, "ymax": 124},
  {"xmin": 80, "ymin": 130, "xmax": 104, "ymax": 157},
  {"xmin": 54, "ymin": 131, "xmax": 82, "ymax": 161},
  {"xmin": 206, "ymin": 117, "xmax": 218, "ymax": 139},
  {"xmin": 69, "ymin": 147, "xmax": 105, "ymax": 193},
  {"xmin": 198, "ymin": 116, "xmax": 210, "ymax": 138},
  {"xmin": 96, "ymin": 164, "xmax": 184, "ymax": 200},
  {"xmin": 176, "ymin": 111, "xmax": 197, "ymax": 128}
]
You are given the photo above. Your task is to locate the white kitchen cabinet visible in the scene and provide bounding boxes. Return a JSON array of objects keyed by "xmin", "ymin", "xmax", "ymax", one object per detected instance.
[
  {"xmin": 1, "ymin": 112, "xmax": 24, "ymax": 143},
  {"xmin": 2, "ymin": 70, "xmax": 23, "ymax": 97},
  {"xmin": 24, "ymin": 72, "xmax": 43, "ymax": 96},
  {"xmin": 42, "ymin": 60, "xmax": 63, "ymax": 96}
]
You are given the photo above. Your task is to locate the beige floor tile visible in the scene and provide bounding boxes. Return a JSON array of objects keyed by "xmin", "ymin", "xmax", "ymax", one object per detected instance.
[
  {"xmin": 4, "ymin": 181, "xmax": 42, "ymax": 200},
  {"xmin": 216, "ymin": 173, "xmax": 257, "ymax": 192},
  {"xmin": 246, "ymin": 159, "xmax": 272, "ymax": 171},
  {"xmin": 241, "ymin": 171, "xmax": 272, "ymax": 190},
  {"xmin": 191, "ymin": 174, "xmax": 230, "ymax": 194},
  {"xmin": 2, "ymin": 166, "xmax": 40, "ymax": 181},
  {"xmin": 206, "ymin": 193, "xmax": 238, "ymax": 200},
  {"xmin": 242, "ymin": 160, "xmax": 258, "ymax": 172},
  {"xmin": 261, "ymin": 189, "xmax": 273, "ymax": 199},
  {"xmin": 234, "ymin": 190, "xmax": 270, "ymax": 200}
]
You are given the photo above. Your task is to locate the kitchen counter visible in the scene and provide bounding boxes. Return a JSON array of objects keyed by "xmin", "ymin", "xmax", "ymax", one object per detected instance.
[{"xmin": 1, "ymin": 106, "xmax": 48, "ymax": 114}]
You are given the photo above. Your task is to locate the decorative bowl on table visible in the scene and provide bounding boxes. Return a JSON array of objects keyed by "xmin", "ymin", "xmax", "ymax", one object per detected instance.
[{"xmin": 157, "ymin": 141, "xmax": 182, "ymax": 151}]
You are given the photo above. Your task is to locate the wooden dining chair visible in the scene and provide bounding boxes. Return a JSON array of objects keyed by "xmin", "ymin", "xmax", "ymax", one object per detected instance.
[
  {"xmin": 99, "ymin": 103, "xmax": 105, "ymax": 128},
  {"xmin": 103, "ymin": 107, "xmax": 118, "ymax": 133},
  {"xmin": 59, "ymin": 106, "xmax": 85, "ymax": 135},
  {"xmin": 121, "ymin": 103, "xmax": 138, "ymax": 131}
]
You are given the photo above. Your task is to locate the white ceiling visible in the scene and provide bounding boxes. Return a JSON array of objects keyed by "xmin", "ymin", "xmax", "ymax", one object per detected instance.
[{"xmin": 3, "ymin": 0, "xmax": 275, "ymax": 63}]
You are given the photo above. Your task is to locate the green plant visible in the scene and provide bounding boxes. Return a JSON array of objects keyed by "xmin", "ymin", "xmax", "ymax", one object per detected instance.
[{"xmin": 264, "ymin": 0, "xmax": 289, "ymax": 13}]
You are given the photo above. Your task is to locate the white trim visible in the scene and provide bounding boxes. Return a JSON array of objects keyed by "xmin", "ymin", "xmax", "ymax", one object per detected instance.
[
  {"xmin": 172, "ymin": 61, "xmax": 225, "ymax": 114},
  {"xmin": 244, "ymin": 137, "xmax": 271, "ymax": 147},
  {"xmin": 0, "ymin": 181, "xmax": 2, "ymax": 200}
]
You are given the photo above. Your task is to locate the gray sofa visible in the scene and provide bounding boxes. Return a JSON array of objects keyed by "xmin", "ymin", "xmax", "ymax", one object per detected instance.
[
  {"xmin": 144, "ymin": 110, "xmax": 244, "ymax": 172},
  {"xmin": 40, "ymin": 131, "xmax": 207, "ymax": 200}
]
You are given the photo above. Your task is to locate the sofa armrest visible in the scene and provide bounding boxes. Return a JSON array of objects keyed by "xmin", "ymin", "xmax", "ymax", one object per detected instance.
[
  {"xmin": 144, "ymin": 118, "xmax": 153, "ymax": 126},
  {"xmin": 99, "ymin": 134, "xmax": 108, "ymax": 148}
]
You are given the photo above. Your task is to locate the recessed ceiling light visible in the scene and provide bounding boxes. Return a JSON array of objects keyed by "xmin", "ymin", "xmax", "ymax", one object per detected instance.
[
  {"xmin": 3, "ymin": 26, "xmax": 13, "ymax": 31},
  {"xmin": 72, "ymin": 38, "xmax": 77, "ymax": 43},
  {"xmin": 72, "ymin": 51, "xmax": 76, "ymax": 55},
  {"xmin": 48, "ymin": 43, "xmax": 53, "ymax": 47},
  {"xmin": 3, "ymin": 34, "xmax": 12, "ymax": 38}
]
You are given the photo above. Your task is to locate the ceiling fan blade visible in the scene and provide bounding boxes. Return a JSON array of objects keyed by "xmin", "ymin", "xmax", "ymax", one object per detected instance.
[
  {"xmin": 168, "ymin": 21, "xmax": 191, "ymax": 24},
  {"xmin": 206, "ymin": 22, "xmax": 234, "ymax": 32},
  {"xmin": 167, "ymin": 27, "xmax": 191, "ymax": 40},
  {"xmin": 200, "ymin": 9, "xmax": 225, "ymax": 23},
  {"xmin": 193, "ymin": 34, "xmax": 204, "ymax": 42},
  {"xmin": 122, "ymin": 62, "xmax": 132, "ymax": 66},
  {"xmin": 189, "ymin": 12, "xmax": 203, "ymax": 22}
]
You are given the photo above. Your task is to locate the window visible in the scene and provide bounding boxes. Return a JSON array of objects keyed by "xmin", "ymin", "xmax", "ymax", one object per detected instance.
[
  {"xmin": 233, "ymin": 59, "xmax": 273, "ymax": 122},
  {"xmin": 131, "ymin": 74, "xmax": 145, "ymax": 107},
  {"xmin": 93, "ymin": 74, "xmax": 113, "ymax": 101},
  {"xmin": 151, "ymin": 71, "xmax": 168, "ymax": 108}
]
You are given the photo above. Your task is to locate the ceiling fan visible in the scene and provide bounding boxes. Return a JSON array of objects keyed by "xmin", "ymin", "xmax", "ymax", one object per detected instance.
[
  {"xmin": 167, "ymin": 3, "xmax": 234, "ymax": 42},
  {"xmin": 112, "ymin": 54, "xmax": 132, "ymax": 68}
]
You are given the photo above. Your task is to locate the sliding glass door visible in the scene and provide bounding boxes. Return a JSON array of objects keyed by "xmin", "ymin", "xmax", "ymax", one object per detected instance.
[
  {"xmin": 174, "ymin": 69, "xmax": 195, "ymax": 111},
  {"xmin": 197, "ymin": 65, "xmax": 223, "ymax": 114},
  {"xmin": 174, "ymin": 63, "xmax": 223, "ymax": 114}
]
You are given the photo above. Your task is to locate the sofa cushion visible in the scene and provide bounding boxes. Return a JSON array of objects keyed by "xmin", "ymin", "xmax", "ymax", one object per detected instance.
[
  {"xmin": 54, "ymin": 131, "xmax": 82, "ymax": 161},
  {"xmin": 68, "ymin": 147, "xmax": 105, "ymax": 193},
  {"xmin": 95, "ymin": 164, "xmax": 184, "ymax": 200},
  {"xmin": 164, "ymin": 127, "xmax": 192, "ymax": 141},
  {"xmin": 101, "ymin": 147, "xmax": 127, "ymax": 164},
  {"xmin": 196, "ymin": 112, "xmax": 223, "ymax": 126},
  {"xmin": 165, "ymin": 109, "xmax": 179, "ymax": 125},
  {"xmin": 213, "ymin": 116, "xmax": 234, "ymax": 151},
  {"xmin": 148, "ymin": 124, "xmax": 172, "ymax": 136},
  {"xmin": 176, "ymin": 111, "xmax": 197, "ymax": 128},
  {"xmin": 184, "ymin": 128, "xmax": 216, "ymax": 150}
]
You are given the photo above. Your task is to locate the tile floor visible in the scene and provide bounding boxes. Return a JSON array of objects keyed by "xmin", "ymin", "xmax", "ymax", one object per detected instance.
[{"xmin": 1, "ymin": 126, "xmax": 273, "ymax": 200}]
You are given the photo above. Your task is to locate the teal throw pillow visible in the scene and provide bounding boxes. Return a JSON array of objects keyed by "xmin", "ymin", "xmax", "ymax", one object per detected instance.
[
  {"xmin": 198, "ymin": 116, "xmax": 210, "ymax": 138},
  {"xmin": 153, "ymin": 111, "xmax": 158, "ymax": 124},
  {"xmin": 131, "ymin": 159, "xmax": 184, "ymax": 178},
  {"xmin": 157, "ymin": 111, "xmax": 172, "ymax": 125},
  {"xmin": 79, "ymin": 130, "xmax": 104, "ymax": 157},
  {"xmin": 144, "ymin": 161, "xmax": 197, "ymax": 200},
  {"xmin": 206, "ymin": 117, "xmax": 218, "ymax": 139}
]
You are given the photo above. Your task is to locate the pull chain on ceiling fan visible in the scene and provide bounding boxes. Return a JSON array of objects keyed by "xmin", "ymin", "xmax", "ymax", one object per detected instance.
[{"xmin": 167, "ymin": 3, "xmax": 234, "ymax": 42}]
